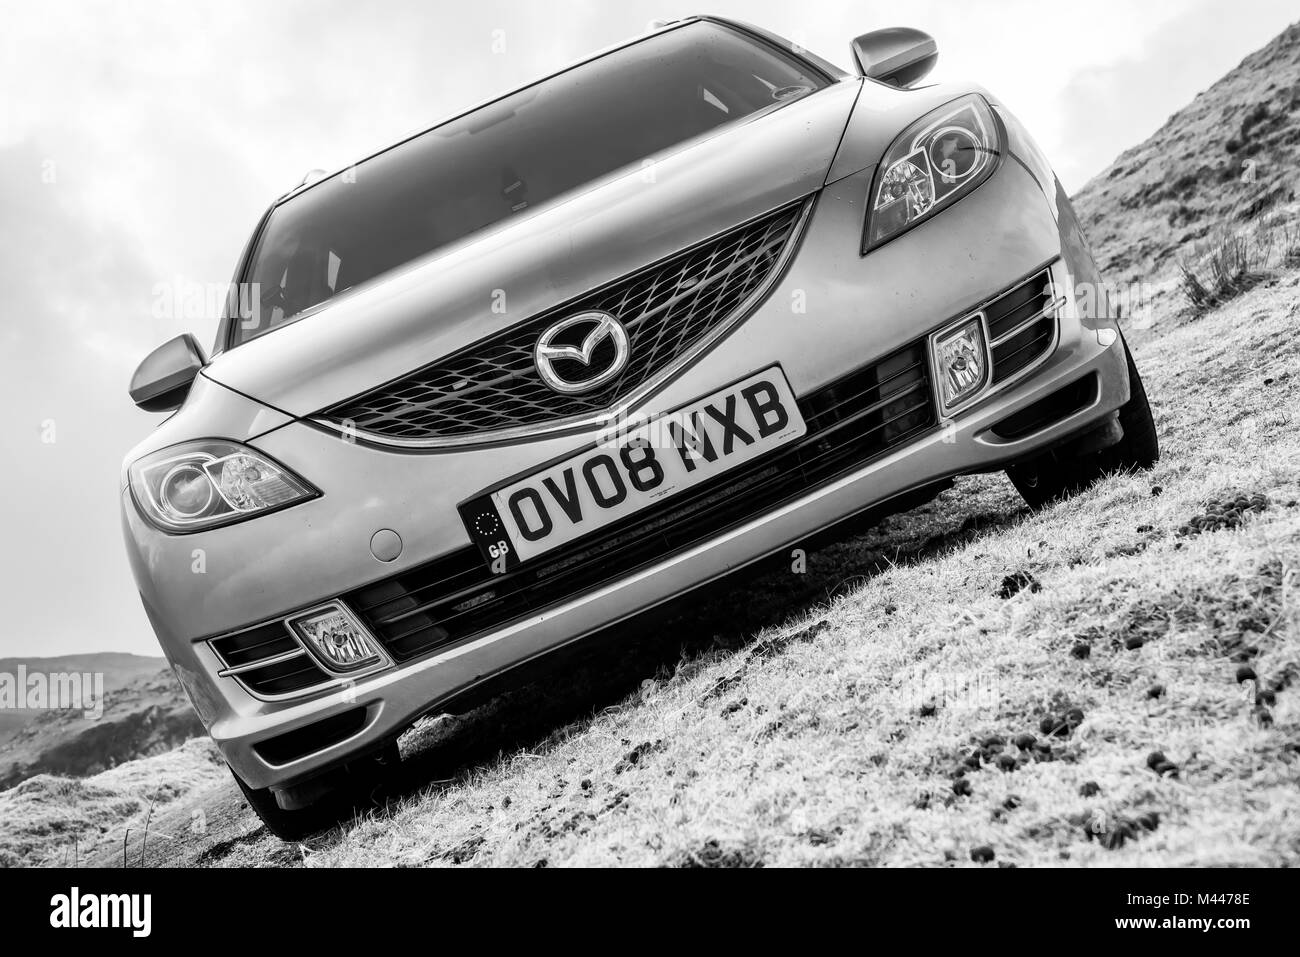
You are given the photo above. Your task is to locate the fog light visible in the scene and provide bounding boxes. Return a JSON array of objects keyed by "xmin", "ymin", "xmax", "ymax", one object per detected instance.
[
  {"xmin": 932, "ymin": 316, "xmax": 990, "ymax": 414},
  {"xmin": 287, "ymin": 604, "xmax": 384, "ymax": 673}
]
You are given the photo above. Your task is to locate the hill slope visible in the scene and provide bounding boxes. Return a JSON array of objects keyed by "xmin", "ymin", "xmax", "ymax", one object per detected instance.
[
  {"xmin": 1074, "ymin": 21, "xmax": 1300, "ymax": 283},
  {"xmin": 0, "ymin": 653, "xmax": 166, "ymax": 740},
  {"xmin": 0, "ymin": 666, "xmax": 201, "ymax": 791},
  {"xmin": 0, "ymin": 739, "xmax": 226, "ymax": 867},
  {"xmin": 0, "ymin": 653, "xmax": 165, "ymax": 686}
]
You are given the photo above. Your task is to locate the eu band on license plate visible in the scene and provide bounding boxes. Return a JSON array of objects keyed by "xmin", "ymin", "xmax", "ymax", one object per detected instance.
[{"xmin": 460, "ymin": 367, "xmax": 806, "ymax": 568}]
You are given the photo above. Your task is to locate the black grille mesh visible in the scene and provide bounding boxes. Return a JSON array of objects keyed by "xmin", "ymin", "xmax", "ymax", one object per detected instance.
[{"xmin": 319, "ymin": 201, "xmax": 807, "ymax": 441}]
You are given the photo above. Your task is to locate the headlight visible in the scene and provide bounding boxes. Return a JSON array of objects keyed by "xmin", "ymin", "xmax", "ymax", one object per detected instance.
[
  {"xmin": 128, "ymin": 440, "xmax": 317, "ymax": 532},
  {"xmin": 864, "ymin": 94, "xmax": 1002, "ymax": 251}
]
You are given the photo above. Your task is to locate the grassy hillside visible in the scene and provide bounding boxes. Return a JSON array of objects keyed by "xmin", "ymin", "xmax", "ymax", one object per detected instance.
[
  {"xmin": 1074, "ymin": 21, "xmax": 1300, "ymax": 284},
  {"xmin": 0, "ymin": 739, "xmax": 226, "ymax": 867}
]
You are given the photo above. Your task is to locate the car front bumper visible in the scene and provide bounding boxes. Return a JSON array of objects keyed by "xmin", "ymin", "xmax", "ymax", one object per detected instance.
[{"xmin": 122, "ymin": 137, "xmax": 1130, "ymax": 792}]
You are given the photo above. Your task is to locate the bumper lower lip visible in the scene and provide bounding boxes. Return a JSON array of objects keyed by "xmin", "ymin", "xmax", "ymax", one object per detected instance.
[{"xmin": 206, "ymin": 322, "xmax": 1128, "ymax": 791}]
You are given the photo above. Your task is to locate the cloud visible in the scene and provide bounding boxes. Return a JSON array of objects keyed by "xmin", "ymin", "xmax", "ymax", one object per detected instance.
[
  {"xmin": 0, "ymin": 141, "xmax": 161, "ymax": 655},
  {"xmin": 1054, "ymin": 0, "xmax": 1299, "ymax": 191}
]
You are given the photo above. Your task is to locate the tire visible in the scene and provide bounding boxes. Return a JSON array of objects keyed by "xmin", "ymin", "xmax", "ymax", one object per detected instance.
[
  {"xmin": 232, "ymin": 771, "xmax": 346, "ymax": 842},
  {"xmin": 230, "ymin": 742, "xmax": 400, "ymax": 842},
  {"xmin": 1008, "ymin": 340, "xmax": 1159, "ymax": 509}
]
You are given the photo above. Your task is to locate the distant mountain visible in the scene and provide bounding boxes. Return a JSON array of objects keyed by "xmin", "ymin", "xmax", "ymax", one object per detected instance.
[
  {"xmin": 1074, "ymin": 21, "xmax": 1300, "ymax": 284},
  {"xmin": 0, "ymin": 658, "xmax": 202, "ymax": 790},
  {"xmin": 0, "ymin": 653, "xmax": 166, "ymax": 690},
  {"xmin": 0, "ymin": 653, "xmax": 167, "ymax": 744},
  {"xmin": 0, "ymin": 714, "xmax": 30, "ymax": 739}
]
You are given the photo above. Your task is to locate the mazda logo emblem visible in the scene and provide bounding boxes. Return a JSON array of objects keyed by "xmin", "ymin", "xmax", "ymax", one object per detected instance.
[{"xmin": 534, "ymin": 311, "xmax": 630, "ymax": 394}]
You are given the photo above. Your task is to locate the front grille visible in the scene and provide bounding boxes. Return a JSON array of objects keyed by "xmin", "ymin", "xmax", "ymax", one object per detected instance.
[
  {"xmin": 346, "ymin": 341, "xmax": 936, "ymax": 662},
  {"xmin": 210, "ymin": 623, "xmax": 331, "ymax": 697},
  {"xmin": 986, "ymin": 267, "xmax": 1062, "ymax": 384},
  {"xmin": 319, "ymin": 201, "xmax": 808, "ymax": 443}
]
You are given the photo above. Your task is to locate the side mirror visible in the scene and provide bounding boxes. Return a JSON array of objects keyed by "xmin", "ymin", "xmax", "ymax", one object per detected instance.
[
  {"xmin": 851, "ymin": 27, "xmax": 938, "ymax": 88},
  {"xmin": 129, "ymin": 334, "xmax": 206, "ymax": 412}
]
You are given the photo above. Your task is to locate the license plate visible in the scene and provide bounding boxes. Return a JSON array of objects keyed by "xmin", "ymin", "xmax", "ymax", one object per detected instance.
[{"xmin": 460, "ymin": 367, "xmax": 806, "ymax": 568}]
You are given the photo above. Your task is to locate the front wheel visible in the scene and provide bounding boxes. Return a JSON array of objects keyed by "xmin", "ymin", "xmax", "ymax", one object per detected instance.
[
  {"xmin": 230, "ymin": 742, "xmax": 400, "ymax": 842},
  {"xmin": 1008, "ymin": 340, "xmax": 1159, "ymax": 509},
  {"xmin": 232, "ymin": 771, "xmax": 345, "ymax": 842}
]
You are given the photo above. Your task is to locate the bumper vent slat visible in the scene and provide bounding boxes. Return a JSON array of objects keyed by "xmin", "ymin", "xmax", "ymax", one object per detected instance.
[
  {"xmin": 802, "ymin": 359, "xmax": 927, "ymax": 430},
  {"xmin": 347, "ymin": 340, "xmax": 937, "ymax": 663},
  {"xmin": 210, "ymin": 622, "xmax": 330, "ymax": 697},
  {"xmin": 992, "ymin": 373, "xmax": 1099, "ymax": 440},
  {"xmin": 987, "ymin": 267, "xmax": 1060, "ymax": 385},
  {"xmin": 318, "ymin": 201, "xmax": 807, "ymax": 443}
]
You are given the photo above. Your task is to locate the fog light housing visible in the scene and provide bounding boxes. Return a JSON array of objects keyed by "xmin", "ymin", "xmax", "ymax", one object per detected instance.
[
  {"xmin": 287, "ymin": 604, "xmax": 386, "ymax": 673},
  {"xmin": 932, "ymin": 316, "xmax": 990, "ymax": 415}
]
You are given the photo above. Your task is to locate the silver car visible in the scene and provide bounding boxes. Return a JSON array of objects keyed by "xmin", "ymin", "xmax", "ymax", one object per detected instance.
[{"xmin": 121, "ymin": 16, "xmax": 1158, "ymax": 838}]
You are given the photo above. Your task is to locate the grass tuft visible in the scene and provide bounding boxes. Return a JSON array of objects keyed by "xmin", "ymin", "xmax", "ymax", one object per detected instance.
[{"xmin": 1179, "ymin": 228, "xmax": 1271, "ymax": 310}]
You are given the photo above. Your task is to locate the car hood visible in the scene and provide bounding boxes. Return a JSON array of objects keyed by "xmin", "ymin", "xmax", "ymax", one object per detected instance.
[{"xmin": 202, "ymin": 79, "xmax": 864, "ymax": 419}]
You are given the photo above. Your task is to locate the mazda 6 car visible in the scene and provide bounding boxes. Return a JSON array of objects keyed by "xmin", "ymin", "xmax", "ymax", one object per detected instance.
[{"xmin": 121, "ymin": 16, "xmax": 1158, "ymax": 837}]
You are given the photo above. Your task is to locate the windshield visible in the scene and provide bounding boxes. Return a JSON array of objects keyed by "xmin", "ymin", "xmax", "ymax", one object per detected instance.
[{"xmin": 231, "ymin": 22, "xmax": 827, "ymax": 346}]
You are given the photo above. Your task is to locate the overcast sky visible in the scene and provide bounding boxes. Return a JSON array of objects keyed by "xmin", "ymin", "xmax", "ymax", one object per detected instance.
[{"xmin": 1, "ymin": 0, "xmax": 1296, "ymax": 658}]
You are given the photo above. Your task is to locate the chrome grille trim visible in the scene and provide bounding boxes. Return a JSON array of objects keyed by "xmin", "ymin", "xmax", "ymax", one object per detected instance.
[
  {"xmin": 312, "ymin": 197, "xmax": 815, "ymax": 450},
  {"xmin": 989, "ymin": 293, "xmax": 1066, "ymax": 349},
  {"xmin": 216, "ymin": 647, "xmax": 307, "ymax": 678},
  {"xmin": 987, "ymin": 265, "xmax": 1061, "ymax": 386},
  {"xmin": 209, "ymin": 621, "xmax": 338, "ymax": 701}
]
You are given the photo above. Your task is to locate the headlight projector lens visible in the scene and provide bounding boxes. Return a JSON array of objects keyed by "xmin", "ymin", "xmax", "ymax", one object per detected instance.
[{"xmin": 159, "ymin": 464, "xmax": 215, "ymax": 518}]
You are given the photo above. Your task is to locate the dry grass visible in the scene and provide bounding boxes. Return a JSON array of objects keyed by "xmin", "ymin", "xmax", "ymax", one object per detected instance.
[
  {"xmin": 1178, "ymin": 209, "xmax": 1300, "ymax": 311},
  {"xmin": 189, "ymin": 264, "xmax": 1300, "ymax": 869},
  {"xmin": 1179, "ymin": 229, "xmax": 1271, "ymax": 311},
  {"xmin": 0, "ymin": 738, "xmax": 224, "ymax": 867}
]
